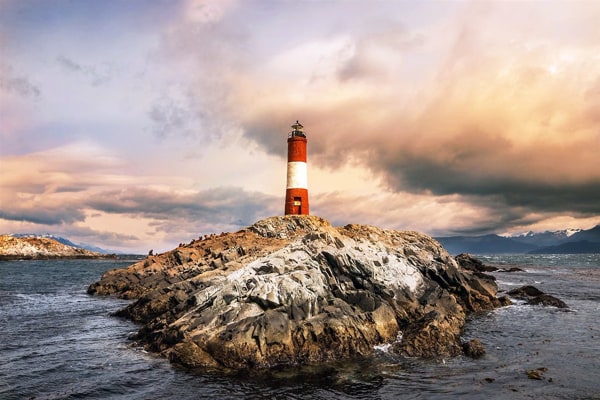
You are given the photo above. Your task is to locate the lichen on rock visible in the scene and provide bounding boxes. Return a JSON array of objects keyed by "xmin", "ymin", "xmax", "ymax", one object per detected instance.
[{"xmin": 88, "ymin": 215, "xmax": 506, "ymax": 370}]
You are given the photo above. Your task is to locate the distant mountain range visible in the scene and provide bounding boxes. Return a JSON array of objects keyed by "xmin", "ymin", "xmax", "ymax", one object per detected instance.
[{"xmin": 435, "ymin": 225, "xmax": 600, "ymax": 255}]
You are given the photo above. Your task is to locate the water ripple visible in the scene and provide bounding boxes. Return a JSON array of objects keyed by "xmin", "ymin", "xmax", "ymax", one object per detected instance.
[{"xmin": 1, "ymin": 257, "xmax": 599, "ymax": 399}]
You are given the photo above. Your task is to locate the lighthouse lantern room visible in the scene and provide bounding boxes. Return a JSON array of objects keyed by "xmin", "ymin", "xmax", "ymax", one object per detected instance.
[{"xmin": 284, "ymin": 120, "xmax": 309, "ymax": 215}]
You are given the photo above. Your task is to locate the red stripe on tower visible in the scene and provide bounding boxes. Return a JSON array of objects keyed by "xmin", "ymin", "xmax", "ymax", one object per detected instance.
[{"xmin": 284, "ymin": 121, "xmax": 309, "ymax": 215}]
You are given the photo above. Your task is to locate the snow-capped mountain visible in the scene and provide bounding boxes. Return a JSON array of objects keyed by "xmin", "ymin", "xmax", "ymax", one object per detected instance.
[
  {"xmin": 435, "ymin": 225, "xmax": 600, "ymax": 255},
  {"xmin": 509, "ymin": 228, "xmax": 583, "ymax": 247}
]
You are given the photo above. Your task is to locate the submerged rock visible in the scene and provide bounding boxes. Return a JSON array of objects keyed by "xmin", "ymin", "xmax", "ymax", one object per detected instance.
[
  {"xmin": 89, "ymin": 216, "xmax": 507, "ymax": 370},
  {"xmin": 526, "ymin": 367, "xmax": 548, "ymax": 380},
  {"xmin": 499, "ymin": 266, "xmax": 524, "ymax": 273},
  {"xmin": 463, "ymin": 338, "xmax": 486, "ymax": 359},
  {"xmin": 508, "ymin": 285, "xmax": 568, "ymax": 308}
]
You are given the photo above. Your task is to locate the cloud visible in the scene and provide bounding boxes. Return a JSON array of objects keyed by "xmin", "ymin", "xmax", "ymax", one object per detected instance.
[
  {"xmin": 0, "ymin": 141, "xmax": 280, "ymax": 251},
  {"xmin": 148, "ymin": 90, "xmax": 196, "ymax": 138},
  {"xmin": 56, "ymin": 55, "xmax": 113, "ymax": 86},
  {"xmin": 183, "ymin": 0, "xmax": 237, "ymax": 24},
  {"xmin": 141, "ymin": 0, "xmax": 249, "ymax": 142},
  {"xmin": 131, "ymin": 0, "xmax": 600, "ymax": 236},
  {"xmin": 0, "ymin": 141, "xmax": 277, "ymax": 215},
  {"xmin": 146, "ymin": 84, "xmax": 235, "ymax": 141},
  {"xmin": 2, "ymin": 0, "xmax": 600, "ymax": 252},
  {"xmin": 0, "ymin": 208, "xmax": 85, "ymax": 226},
  {"xmin": 57, "ymin": 224, "xmax": 141, "ymax": 248},
  {"xmin": 311, "ymin": 191, "xmax": 494, "ymax": 236},
  {"xmin": 87, "ymin": 186, "xmax": 277, "ymax": 227},
  {"xmin": 222, "ymin": 1, "xmax": 600, "ymax": 234},
  {"xmin": 0, "ymin": 142, "xmax": 123, "ymax": 225},
  {"xmin": 0, "ymin": 64, "xmax": 40, "ymax": 99}
]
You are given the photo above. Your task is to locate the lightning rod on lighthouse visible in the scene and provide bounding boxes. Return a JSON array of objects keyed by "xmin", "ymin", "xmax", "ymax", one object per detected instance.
[{"xmin": 284, "ymin": 120, "xmax": 309, "ymax": 215}]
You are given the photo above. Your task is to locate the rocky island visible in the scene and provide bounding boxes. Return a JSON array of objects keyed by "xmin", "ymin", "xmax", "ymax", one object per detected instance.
[
  {"xmin": 89, "ymin": 215, "xmax": 510, "ymax": 370},
  {"xmin": 0, "ymin": 234, "xmax": 105, "ymax": 260}
]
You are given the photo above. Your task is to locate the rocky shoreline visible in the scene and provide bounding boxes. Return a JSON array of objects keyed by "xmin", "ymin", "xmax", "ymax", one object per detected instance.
[
  {"xmin": 89, "ymin": 216, "xmax": 510, "ymax": 370},
  {"xmin": 0, "ymin": 254, "xmax": 114, "ymax": 261},
  {"xmin": 0, "ymin": 234, "xmax": 109, "ymax": 261}
]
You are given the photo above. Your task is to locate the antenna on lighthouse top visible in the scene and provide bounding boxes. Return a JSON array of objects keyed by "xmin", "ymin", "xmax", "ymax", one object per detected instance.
[{"xmin": 289, "ymin": 120, "xmax": 306, "ymax": 138}]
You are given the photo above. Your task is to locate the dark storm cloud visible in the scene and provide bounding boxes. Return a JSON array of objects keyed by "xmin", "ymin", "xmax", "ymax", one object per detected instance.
[
  {"xmin": 241, "ymin": 97, "xmax": 600, "ymax": 234},
  {"xmin": 236, "ymin": 20, "xmax": 600, "ymax": 235},
  {"xmin": 0, "ymin": 207, "xmax": 86, "ymax": 226},
  {"xmin": 374, "ymin": 136, "xmax": 600, "ymax": 212},
  {"xmin": 87, "ymin": 186, "xmax": 278, "ymax": 227}
]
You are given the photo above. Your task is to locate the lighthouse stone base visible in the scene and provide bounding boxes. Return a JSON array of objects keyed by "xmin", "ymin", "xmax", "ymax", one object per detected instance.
[{"xmin": 88, "ymin": 215, "xmax": 507, "ymax": 370}]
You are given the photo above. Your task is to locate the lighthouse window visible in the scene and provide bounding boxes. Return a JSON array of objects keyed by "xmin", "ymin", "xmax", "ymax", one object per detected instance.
[{"xmin": 293, "ymin": 197, "xmax": 302, "ymax": 206}]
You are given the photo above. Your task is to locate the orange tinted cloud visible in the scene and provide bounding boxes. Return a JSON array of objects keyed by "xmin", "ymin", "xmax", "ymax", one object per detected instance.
[{"xmin": 225, "ymin": 1, "xmax": 600, "ymax": 232}]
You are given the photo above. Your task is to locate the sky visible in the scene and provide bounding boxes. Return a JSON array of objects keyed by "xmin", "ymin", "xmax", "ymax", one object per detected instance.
[{"xmin": 1, "ymin": 0, "xmax": 600, "ymax": 254}]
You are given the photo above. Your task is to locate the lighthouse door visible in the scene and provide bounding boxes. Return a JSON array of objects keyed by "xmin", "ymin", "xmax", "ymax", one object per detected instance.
[{"xmin": 293, "ymin": 197, "xmax": 302, "ymax": 214}]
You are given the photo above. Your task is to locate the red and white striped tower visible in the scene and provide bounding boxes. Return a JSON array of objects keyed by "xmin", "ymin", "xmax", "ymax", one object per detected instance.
[{"xmin": 284, "ymin": 120, "xmax": 309, "ymax": 215}]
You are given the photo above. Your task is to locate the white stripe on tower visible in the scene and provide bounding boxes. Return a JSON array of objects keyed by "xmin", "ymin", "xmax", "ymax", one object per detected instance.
[{"xmin": 286, "ymin": 161, "xmax": 307, "ymax": 189}]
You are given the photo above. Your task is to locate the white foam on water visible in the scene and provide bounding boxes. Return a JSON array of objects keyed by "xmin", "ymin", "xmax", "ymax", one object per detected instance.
[
  {"xmin": 373, "ymin": 332, "xmax": 403, "ymax": 353},
  {"xmin": 373, "ymin": 343, "xmax": 392, "ymax": 353}
]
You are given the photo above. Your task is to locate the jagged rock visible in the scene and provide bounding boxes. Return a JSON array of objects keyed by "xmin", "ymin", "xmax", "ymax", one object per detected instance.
[
  {"xmin": 455, "ymin": 253, "xmax": 498, "ymax": 272},
  {"xmin": 508, "ymin": 285, "xmax": 544, "ymax": 298},
  {"xmin": 527, "ymin": 294, "xmax": 568, "ymax": 308},
  {"xmin": 89, "ymin": 215, "xmax": 508, "ymax": 370},
  {"xmin": 508, "ymin": 285, "xmax": 568, "ymax": 308}
]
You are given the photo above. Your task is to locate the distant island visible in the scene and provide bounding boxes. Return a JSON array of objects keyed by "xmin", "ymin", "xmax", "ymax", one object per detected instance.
[
  {"xmin": 0, "ymin": 234, "xmax": 111, "ymax": 260},
  {"xmin": 435, "ymin": 225, "xmax": 600, "ymax": 255}
]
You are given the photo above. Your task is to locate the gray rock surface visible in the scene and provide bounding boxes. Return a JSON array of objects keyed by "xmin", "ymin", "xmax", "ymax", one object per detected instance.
[{"xmin": 89, "ymin": 215, "xmax": 507, "ymax": 370}]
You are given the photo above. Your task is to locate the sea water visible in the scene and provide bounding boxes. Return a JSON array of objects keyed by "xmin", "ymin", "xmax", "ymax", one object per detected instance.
[{"xmin": 1, "ymin": 255, "xmax": 599, "ymax": 399}]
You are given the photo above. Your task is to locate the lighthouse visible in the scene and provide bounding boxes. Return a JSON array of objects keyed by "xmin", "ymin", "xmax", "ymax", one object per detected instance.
[{"xmin": 284, "ymin": 120, "xmax": 309, "ymax": 215}]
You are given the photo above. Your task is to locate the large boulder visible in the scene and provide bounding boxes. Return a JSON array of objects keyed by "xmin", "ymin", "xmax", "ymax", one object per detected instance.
[{"xmin": 89, "ymin": 216, "xmax": 506, "ymax": 369}]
